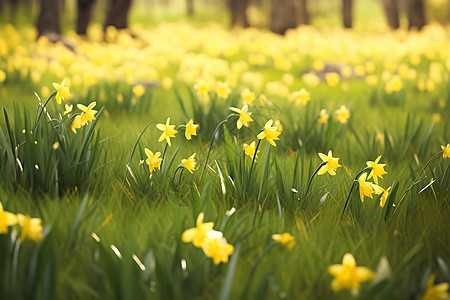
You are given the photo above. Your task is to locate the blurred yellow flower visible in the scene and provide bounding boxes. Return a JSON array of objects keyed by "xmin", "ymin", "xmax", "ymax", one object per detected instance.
[
  {"xmin": 229, "ymin": 105, "xmax": 253, "ymax": 129},
  {"xmin": 145, "ymin": 148, "xmax": 162, "ymax": 172},
  {"xmin": 0, "ymin": 201, "xmax": 17, "ymax": 234},
  {"xmin": 181, "ymin": 153, "xmax": 196, "ymax": 173},
  {"xmin": 161, "ymin": 77, "xmax": 173, "ymax": 89},
  {"xmin": 318, "ymin": 109, "xmax": 329, "ymax": 124},
  {"xmin": 422, "ymin": 274, "xmax": 449, "ymax": 300},
  {"xmin": 156, "ymin": 117, "xmax": 178, "ymax": 147},
  {"xmin": 241, "ymin": 88, "xmax": 255, "ymax": 105},
  {"xmin": 40, "ymin": 86, "xmax": 50, "ymax": 98},
  {"xmin": 63, "ymin": 104, "xmax": 73, "ymax": 116},
  {"xmin": 52, "ymin": 79, "xmax": 70, "ymax": 104},
  {"xmin": 17, "ymin": 214, "xmax": 43, "ymax": 242},
  {"xmin": 365, "ymin": 74, "xmax": 379, "ymax": 86},
  {"xmin": 289, "ymin": 88, "xmax": 310, "ymax": 106},
  {"xmin": 71, "ymin": 115, "xmax": 82, "ymax": 133},
  {"xmin": 385, "ymin": 75, "xmax": 403, "ymax": 94},
  {"xmin": 77, "ymin": 101, "xmax": 97, "ymax": 125},
  {"xmin": 185, "ymin": 119, "xmax": 199, "ymax": 140},
  {"xmin": 201, "ymin": 230, "xmax": 234, "ymax": 265},
  {"xmin": 358, "ymin": 173, "xmax": 375, "ymax": 202},
  {"xmin": 334, "ymin": 105, "xmax": 350, "ymax": 124},
  {"xmin": 379, "ymin": 186, "xmax": 391, "ymax": 208},
  {"xmin": 0, "ymin": 69, "xmax": 6, "ymax": 83},
  {"xmin": 257, "ymin": 119, "xmax": 281, "ymax": 147},
  {"xmin": 243, "ymin": 141, "xmax": 259, "ymax": 161},
  {"xmin": 302, "ymin": 72, "xmax": 320, "ymax": 87},
  {"xmin": 318, "ymin": 150, "xmax": 341, "ymax": 176},
  {"xmin": 181, "ymin": 212, "xmax": 214, "ymax": 248},
  {"xmin": 325, "ymin": 72, "xmax": 340, "ymax": 86},
  {"xmin": 328, "ymin": 253, "xmax": 375, "ymax": 294},
  {"xmin": 442, "ymin": 144, "xmax": 450, "ymax": 159},
  {"xmin": 132, "ymin": 84, "xmax": 145, "ymax": 97},
  {"xmin": 216, "ymin": 81, "xmax": 231, "ymax": 99},
  {"xmin": 272, "ymin": 232, "xmax": 295, "ymax": 250},
  {"xmin": 366, "ymin": 155, "xmax": 387, "ymax": 185}
]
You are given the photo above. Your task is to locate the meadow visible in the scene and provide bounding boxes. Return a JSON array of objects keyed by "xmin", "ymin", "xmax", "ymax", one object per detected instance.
[{"xmin": 0, "ymin": 5, "xmax": 449, "ymax": 299}]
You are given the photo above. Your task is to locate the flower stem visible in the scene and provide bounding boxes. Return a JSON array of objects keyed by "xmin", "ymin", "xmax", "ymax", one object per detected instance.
[
  {"xmin": 11, "ymin": 238, "xmax": 21, "ymax": 292},
  {"xmin": 33, "ymin": 91, "xmax": 56, "ymax": 131},
  {"xmin": 341, "ymin": 167, "xmax": 372, "ymax": 217},
  {"xmin": 248, "ymin": 139, "xmax": 261, "ymax": 185},
  {"xmin": 302, "ymin": 161, "xmax": 327, "ymax": 202}
]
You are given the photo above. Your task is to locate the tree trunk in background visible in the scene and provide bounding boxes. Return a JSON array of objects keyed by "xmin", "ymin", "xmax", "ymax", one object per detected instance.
[
  {"xmin": 104, "ymin": 0, "xmax": 133, "ymax": 30},
  {"xmin": 342, "ymin": 0, "xmax": 353, "ymax": 28},
  {"xmin": 228, "ymin": 0, "xmax": 250, "ymax": 27},
  {"xmin": 186, "ymin": 0, "xmax": 194, "ymax": 15},
  {"xmin": 77, "ymin": 0, "xmax": 96, "ymax": 35},
  {"xmin": 406, "ymin": 0, "xmax": 426, "ymax": 30},
  {"xmin": 36, "ymin": 0, "xmax": 60, "ymax": 36},
  {"xmin": 294, "ymin": 0, "xmax": 309, "ymax": 25},
  {"xmin": 270, "ymin": 0, "xmax": 297, "ymax": 34},
  {"xmin": 382, "ymin": 0, "xmax": 400, "ymax": 29}
]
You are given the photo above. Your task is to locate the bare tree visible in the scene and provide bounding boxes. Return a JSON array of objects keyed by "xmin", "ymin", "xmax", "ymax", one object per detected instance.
[
  {"xmin": 186, "ymin": 0, "xmax": 194, "ymax": 15},
  {"xmin": 104, "ymin": 0, "xmax": 133, "ymax": 30},
  {"xmin": 37, "ymin": 0, "xmax": 61, "ymax": 37},
  {"xmin": 382, "ymin": 0, "xmax": 400, "ymax": 29},
  {"xmin": 228, "ymin": 0, "xmax": 250, "ymax": 27},
  {"xmin": 270, "ymin": 0, "xmax": 297, "ymax": 34},
  {"xmin": 342, "ymin": 0, "xmax": 353, "ymax": 28},
  {"xmin": 294, "ymin": 0, "xmax": 309, "ymax": 25},
  {"xmin": 76, "ymin": 0, "xmax": 96, "ymax": 35},
  {"xmin": 405, "ymin": 0, "xmax": 426, "ymax": 30}
]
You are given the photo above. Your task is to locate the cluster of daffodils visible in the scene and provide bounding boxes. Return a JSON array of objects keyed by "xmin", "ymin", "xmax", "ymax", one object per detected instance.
[
  {"xmin": 51, "ymin": 79, "xmax": 99, "ymax": 133},
  {"xmin": 144, "ymin": 117, "xmax": 199, "ymax": 173},
  {"xmin": 181, "ymin": 213, "xmax": 234, "ymax": 265},
  {"xmin": 0, "ymin": 201, "xmax": 43, "ymax": 242},
  {"xmin": 358, "ymin": 155, "xmax": 391, "ymax": 207}
]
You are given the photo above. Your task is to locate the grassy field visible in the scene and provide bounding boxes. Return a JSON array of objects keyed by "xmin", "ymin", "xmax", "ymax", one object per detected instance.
[{"xmin": 0, "ymin": 3, "xmax": 450, "ymax": 299}]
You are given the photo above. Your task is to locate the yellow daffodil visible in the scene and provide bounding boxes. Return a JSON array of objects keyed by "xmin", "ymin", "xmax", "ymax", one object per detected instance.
[
  {"xmin": 379, "ymin": 186, "xmax": 392, "ymax": 208},
  {"xmin": 325, "ymin": 72, "xmax": 340, "ymax": 86},
  {"xmin": 181, "ymin": 212, "xmax": 214, "ymax": 248},
  {"xmin": 243, "ymin": 141, "xmax": 259, "ymax": 161},
  {"xmin": 366, "ymin": 155, "xmax": 387, "ymax": 185},
  {"xmin": 161, "ymin": 77, "xmax": 173, "ymax": 89},
  {"xmin": 201, "ymin": 230, "xmax": 234, "ymax": 265},
  {"xmin": 334, "ymin": 105, "xmax": 350, "ymax": 124},
  {"xmin": 0, "ymin": 201, "xmax": 17, "ymax": 234},
  {"xmin": 241, "ymin": 88, "xmax": 255, "ymax": 105},
  {"xmin": 229, "ymin": 105, "xmax": 253, "ymax": 129},
  {"xmin": 422, "ymin": 274, "xmax": 449, "ymax": 300},
  {"xmin": 216, "ymin": 81, "xmax": 231, "ymax": 99},
  {"xmin": 289, "ymin": 88, "xmax": 310, "ymax": 106},
  {"xmin": 156, "ymin": 117, "xmax": 178, "ymax": 147},
  {"xmin": 63, "ymin": 104, "xmax": 73, "ymax": 115},
  {"xmin": 358, "ymin": 173, "xmax": 375, "ymax": 202},
  {"xmin": 185, "ymin": 119, "xmax": 199, "ymax": 140},
  {"xmin": 0, "ymin": 69, "xmax": 6, "ymax": 83},
  {"xmin": 318, "ymin": 150, "xmax": 341, "ymax": 176},
  {"xmin": 442, "ymin": 144, "xmax": 450, "ymax": 159},
  {"xmin": 181, "ymin": 153, "xmax": 196, "ymax": 173},
  {"xmin": 257, "ymin": 119, "xmax": 281, "ymax": 146},
  {"xmin": 132, "ymin": 84, "xmax": 145, "ymax": 97},
  {"xmin": 318, "ymin": 109, "xmax": 329, "ymax": 124},
  {"xmin": 52, "ymin": 79, "xmax": 70, "ymax": 104},
  {"xmin": 71, "ymin": 115, "xmax": 83, "ymax": 133},
  {"xmin": 272, "ymin": 232, "xmax": 296, "ymax": 250},
  {"xmin": 77, "ymin": 102, "xmax": 97, "ymax": 125},
  {"xmin": 17, "ymin": 213, "xmax": 43, "ymax": 242},
  {"xmin": 145, "ymin": 148, "xmax": 162, "ymax": 172},
  {"xmin": 328, "ymin": 253, "xmax": 375, "ymax": 294}
]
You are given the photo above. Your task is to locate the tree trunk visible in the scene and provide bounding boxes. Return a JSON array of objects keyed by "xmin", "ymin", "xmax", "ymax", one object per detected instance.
[
  {"xmin": 76, "ymin": 0, "xmax": 96, "ymax": 35},
  {"xmin": 228, "ymin": 0, "xmax": 250, "ymax": 27},
  {"xmin": 270, "ymin": 0, "xmax": 297, "ymax": 34},
  {"xmin": 104, "ymin": 0, "xmax": 133, "ymax": 30},
  {"xmin": 36, "ymin": 0, "xmax": 61, "ymax": 36},
  {"xmin": 405, "ymin": 0, "xmax": 426, "ymax": 30},
  {"xmin": 342, "ymin": 0, "xmax": 352, "ymax": 28},
  {"xmin": 382, "ymin": 0, "xmax": 400, "ymax": 29},
  {"xmin": 186, "ymin": 0, "xmax": 194, "ymax": 15},
  {"xmin": 294, "ymin": 0, "xmax": 309, "ymax": 25}
]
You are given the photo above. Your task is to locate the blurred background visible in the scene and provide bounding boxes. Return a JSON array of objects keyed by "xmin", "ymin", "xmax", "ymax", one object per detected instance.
[{"xmin": 1, "ymin": 0, "xmax": 449, "ymax": 36}]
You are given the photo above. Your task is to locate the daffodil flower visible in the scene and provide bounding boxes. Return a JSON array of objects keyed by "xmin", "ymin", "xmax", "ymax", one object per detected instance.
[
  {"xmin": 77, "ymin": 102, "xmax": 97, "ymax": 125},
  {"xmin": 257, "ymin": 119, "xmax": 281, "ymax": 146},
  {"xmin": 229, "ymin": 105, "xmax": 253, "ymax": 129},
  {"xmin": 0, "ymin": 201, "xmax": 17, "ymax": 234},
  {"xmin": 272, "ymin": 232, "xmax": 296, "ymax": 250},
  {"xmin": 181, "ymin": 153, "xmax": 196, "ymax": 173},
  {"xmin": 357, "ymin": 173, "xmax": 375, "ymax": 202},
  {"xmin": 243, "ymin": 141, "xmax": 259, "ymax": 161},
  {"xmin": 366, "ymin": 155, "xmax": 387, "ymax": 185},
  {"xmin": 216, "ymin": 81, "xmax": 231, "ymax": 99},
  {"xmin": 201, "ymin": 230, "xmax": 234, "ymax": 265},
  {"xmin": 379, "ymin": 186, "xmax": 392, "ymax": 208},
  {"xmin": 52, "ymin": 79, "xmax": 70, "ymax": 104},
  {"xmin": 334, "ymin": 105, "xmax": 350, "ymax": 124},
  {"xmin": 318, "ymin": 109, "xmax": 329, "ymax": 124},
  {"xmin": 63, "ymin": 104, "xmax": 73, "ymax": 115},
  {"xmin": 328, "ymin": 253, "xmax": 375, "ymax": 294},
  {"xmin": 145, "ymin": 148, "xmax": 162, "ymax": 172},
  {"xmin": 71, "ymin": 115, "xmax": 83, "ymax": 133},
  {"xmin": 422, "ymin": 274, "xmax": 449, "ymax": 300},
  {"xmin": 17, "ymin": 213, "xmax": 43, "ymax": 242},
  {"xmin": 181, "ymin": 212, "xmax": 214, "ymax": 248},
  {"xmin": 318, "ymin": 150, "xmax": 341, "ymax": 176},
  {"xmin": 185, "ymin": 119, "xmax": 199, "ymax": 140},
  {"xmin": 156, "ymin": 117, "xmax": 178, "ymax": 147},
  {"xmin": 442, "ymin": 144, "xmax": 450, "ymax": 159}
]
